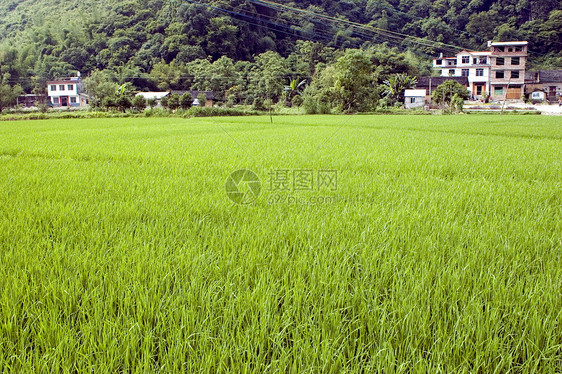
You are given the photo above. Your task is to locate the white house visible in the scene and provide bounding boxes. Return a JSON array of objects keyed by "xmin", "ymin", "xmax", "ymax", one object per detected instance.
[
  {"xmin": 404, "ymin": 89, "xmax": 426, "ymax": 109},
  {"xmin": 433, "ymin": 41, "xmax": 528, "ymax": 100},
  {"xmin": 135, "ymin": 92, "xmax": 170, "ymax": 107},
  {"xmin": 47, "ymin": 76, "xmax": 87, "ymax": 107}
]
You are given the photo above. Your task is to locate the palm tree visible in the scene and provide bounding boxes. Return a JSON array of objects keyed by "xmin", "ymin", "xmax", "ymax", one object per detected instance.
[
  {"xmin": 382, "ymin": 73, "xmax": 418, "ymax": 104},
  {"xmin": 284, "ymin": 78, "xmax": 307, "ymax": 106}
]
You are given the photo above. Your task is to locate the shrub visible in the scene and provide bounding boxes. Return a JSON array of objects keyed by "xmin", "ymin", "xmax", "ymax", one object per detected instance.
[
  {"xmin": 252, "ymin": 97, "xmax": 265, "ymax": 111},
  {"xmin": 179, "ymin": 93, "xmax": 193, "ymax": 109},
  {"xmin": 168, "ymin": 93, "xmax": 180, "ymax": 110},
  {"xmin": 132, "ymin": 96, "xmax": 147, "ymax": 111}
]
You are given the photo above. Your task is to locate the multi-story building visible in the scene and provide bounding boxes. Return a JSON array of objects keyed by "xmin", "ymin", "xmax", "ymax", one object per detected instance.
[
  {"xmin": 47, "ymin": 76, "xmax": 88, "ymax": 107},
  {"xmin": 432, "ymin": 41, "xmax": 528, "ymax": 101}
]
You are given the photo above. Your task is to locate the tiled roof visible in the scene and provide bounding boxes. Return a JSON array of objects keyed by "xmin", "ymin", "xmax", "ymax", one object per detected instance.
[
  {"xmin": 538, "ymin": 70, "xmax": 562, "ymax": 83},
  {"xmin": 171, "ymin": 90, "xmax": 215, "ymax": 100},
  {"xmin": 416, "ymin": 76, "xmax": 469, "ymax": 89}
]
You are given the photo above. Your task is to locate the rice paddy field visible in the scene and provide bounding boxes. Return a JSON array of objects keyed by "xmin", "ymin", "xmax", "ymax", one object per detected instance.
[{"xmin": 0, "ymin": 115, "xmax": 561, "ymax": 372}]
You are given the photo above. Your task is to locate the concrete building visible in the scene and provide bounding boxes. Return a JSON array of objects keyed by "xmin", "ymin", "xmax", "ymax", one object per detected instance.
[
  {"xmin": 525, "ymin": 70, "xmax": 562, "ymax": 102},
  {"xmin": 47, "ymin": 76, "xmax": 88, "ymax": 107},
  {"xmin": 404, "ymin": 89, "xmax": 426, "ymax": 109},
  {"xmin": 415, "ymin": 76, "xmax": 469, "ymax": 103},
  {"xmin": 433, "ymin": 41, "xmax": 528, "ymax": 101}
]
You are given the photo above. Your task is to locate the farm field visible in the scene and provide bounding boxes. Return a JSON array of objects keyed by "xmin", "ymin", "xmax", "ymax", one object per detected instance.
[{"xmin": 0, "ymin": 115, "xmax": 561, "ymax": 372}]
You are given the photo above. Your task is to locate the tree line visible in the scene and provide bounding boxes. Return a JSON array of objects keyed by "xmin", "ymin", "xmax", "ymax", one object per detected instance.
[{"xmin": 0, "ymin": 0, "xmax": 559, "ymax": 112}]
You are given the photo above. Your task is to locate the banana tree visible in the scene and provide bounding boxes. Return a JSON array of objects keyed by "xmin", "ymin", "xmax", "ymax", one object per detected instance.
[
  {"xmin": 382, "ymin": 73, "xmax": 418, "ymax": 105},
  {"xmin": 283, "ymin": 78, "xmax": 307, "ymax": 106}
]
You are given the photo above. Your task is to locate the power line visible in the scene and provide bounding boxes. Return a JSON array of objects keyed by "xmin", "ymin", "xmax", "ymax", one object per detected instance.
[{"xmin": 249, "ymin": 0, "xmax": 463, "ymax": 54}]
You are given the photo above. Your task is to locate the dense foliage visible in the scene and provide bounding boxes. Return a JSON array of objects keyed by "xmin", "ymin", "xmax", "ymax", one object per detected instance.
[{"xmin": 0, "ymin": 0, "xmax": 560, "ymax": 109}]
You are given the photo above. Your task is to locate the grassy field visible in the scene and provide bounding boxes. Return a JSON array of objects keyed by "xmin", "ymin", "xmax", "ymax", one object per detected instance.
[{"xmin": 0, "ymin": 115, "xmax": 560, "ymax": 372}]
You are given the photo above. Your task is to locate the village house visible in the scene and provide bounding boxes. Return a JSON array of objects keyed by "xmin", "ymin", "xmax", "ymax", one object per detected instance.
[
  {"xmin": 171, "ymin": 91, "xmax": 214, "ymax": 107},
  {"xmin": 135, "ymin": 92, "xmax": 170, "ymax": 107},
  {"xmin": 415, "ymin": 76, "xmax": 469, "ymax": 103},
  {"xmin": 47, "ymin": 75, "xmax": 88, "ymax": 107},
  {"xmin": 404, "ymin": 89, "xmax": 426, "ymax": 109},
  {"xmin": 433, "ymin": 41, "xmax": 528, "ymax": 101},
  {"xmin": 525, "ymin": 70, "xmax": 562, "ymax": 102},
  {"xmin": 16, "ymin": 94, "xmax": 47, "ymax": 108},
  {"xmin": 135, "ymin": 91, "xmax": 215, "ymax": 107}
]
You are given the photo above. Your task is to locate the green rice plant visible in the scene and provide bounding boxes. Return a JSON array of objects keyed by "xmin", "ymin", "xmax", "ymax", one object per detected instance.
[{"xmin": 0, "ymin": 115, "xmax": 560, "ymax": 372}]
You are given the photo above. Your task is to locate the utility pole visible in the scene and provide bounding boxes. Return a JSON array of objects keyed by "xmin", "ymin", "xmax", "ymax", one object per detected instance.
[{"xmin": 501, "ymin": 76, "xmax": 512, "ymax": 115}]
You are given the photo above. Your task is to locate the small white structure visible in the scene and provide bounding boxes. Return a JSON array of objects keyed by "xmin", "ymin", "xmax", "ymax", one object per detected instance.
[
  {"xmin": 135, "ymin": 92, "xmax": 169, "ymax": 107},
  {"xmin": 404, "ymin": 89, "xmax": 427, "ymax": 109},
  {"xmin": 530, "ymin": 90, "xmax": 546, "ymax": 101}
]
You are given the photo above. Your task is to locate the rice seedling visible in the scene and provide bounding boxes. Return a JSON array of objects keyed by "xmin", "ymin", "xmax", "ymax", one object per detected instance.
[{"xmin": 0, "ymin": 115, "xmax": 560, "ymax": 372}]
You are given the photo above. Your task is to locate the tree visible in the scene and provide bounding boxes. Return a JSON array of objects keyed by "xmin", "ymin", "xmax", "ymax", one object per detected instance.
[
  {"xmin": 0, "ymin": 74, "xmax": 23, "ymax": 113},
  {"xmin": 206, "ymin": 17, "xmax": 239, "ymax": 59},
  {"xmin": 284, "ymin": 78, "xmax": 307, "ymax": 106},
  {"xmin": 115, "ymin": 83, "xmax": 134, "ymax": 112},
  {"xmin": 116, "ymin": 96, "xmax": 132, "ymax": 112},
  {"xmin": 252, "ymin": 97, "xmax": 265, "ymax": 111},
  {"xmin": 102, "ymin": 96, "xmax": 116, "ymax": 111},
  {"xmin": 83, "ymin": 71, "xmax": 116, "ymax": 109},
  {"xmin": 382, "ymin": 73, "xmax": 418, "ymax": 104},
  {"xmin": 160, "ymin": 95, "xmax": 169, "ymax": 109},
  {"xmin": 132, "ymin": 95, "xmax": 147, "ymax": 111},
  {"xmin": 291, "ymin": 95, "xmax": 303, "ymax": 111},
  {"xmin": 301, "ymin": 65, "xmax": 338, "ymax": 114},
  {"xmin": 168, "ymin": 93, "xmax": 180, "ymax": 110},
  {"xmin": 248, "ymin": 51, "xmax": 288, "ymax": 103},
  {"xmin": 197, "ymin": 93, "xmax": 207, "ymax": 107},
  {"xmin": 147, "ymin": 98, "xmax": 157, "ymax": 108},
  {"xmin": 333, "ymin": 49, "xmax": 375, "ymax": 112},
  {"xmin": 432, "ymin": 80, "xmax": 469, "ymax": 107},
  {"xmin": 179, "ymin": 92, "xmax": 193, "ymax": 109}
]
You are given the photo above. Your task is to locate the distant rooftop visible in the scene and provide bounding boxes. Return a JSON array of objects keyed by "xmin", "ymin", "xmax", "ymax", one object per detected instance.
[
  {"xmin": 136, "ymin": 92, "xmax": 169, "ymax": 100},
  {"xmin": 416, "ymin": 76, "xmax": 469, "ymax": 89},
  {"xmin": 488, "ymin": 41, "xmax": 528, "ymax": 46}
]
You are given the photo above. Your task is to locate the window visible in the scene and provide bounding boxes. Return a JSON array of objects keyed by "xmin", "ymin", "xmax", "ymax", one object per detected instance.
[
  {"xmin": 461, "ymin": 69, "xmax": 469, "ymax": 77},
  {"xmin": 515, "ymin": 46, "xmax": 523, "ymax": 52},
  {"xmin": 462, "ymin": 56, "xmax": 470, "ymax": 64},
  {"xmin": 448, "ymin": 60, "xmax": 455, "ymax": 66},
  {"xmin": 496, "ymin": 71, "xmax": 505, "ymax": 79},
  {"xmin": 70, "ymin": 97, "xmax": 77, "ymax": 104},
  {"xmin": 59, "ymin": 85, "xmax": 65, "ymax": 90},
  {"xmin": 496, "ymin": 57, "xmax": 505, "ymax": 65},
  {"xmin": 511, "ymin": 71, "xmax": 520, "ymax": 79},
  {"xmin": 436, "ymin": 59, "xmax": 442, "ymax": 65},
  {"xmin": 50, "ymin": 85, "xmax": 56, "ymax": 91},
  {"xmin": 494, "ymin": 87, "xmax": 503, "ymax": 96},
  {"xmin": 53, "ymin": 97, "xmax": 60, "ymax": 104},
  {"xmin": 479, "ymin": 57, "xmax": 487, "ymax": 64},
  {"xmin": 476, "ymin": 68, "xmax": 484, "ymax": 76},
  {"xmin": 410, "ymin": 98, "xmax": 416, "ymax": 103},
  {"xmin": 495, "ymin": 47, "xmax": 505, "ymax": 52},
  {"xmin": 67, "ymin": 84, "xmax": 74, "ymax": 91},
  {"xmin": 508, "ymin": 47, "xmax": 513, "ymax": 52},
  {"xmin": 448, "ymin": 69, "xmax": 455, "ymax": 76},
  {"xmin": 511, "ymin": 57, "xmax": 520, "ymax": 65},
  {"xmin": 473, "ymin": 58, "xmax": 478, "ymax": 64}
]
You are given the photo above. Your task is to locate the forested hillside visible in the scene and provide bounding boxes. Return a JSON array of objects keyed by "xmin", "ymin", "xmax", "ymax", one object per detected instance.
[{"xmin": 0, "ymin": 0, "xmax": 560, "ymax": 96}]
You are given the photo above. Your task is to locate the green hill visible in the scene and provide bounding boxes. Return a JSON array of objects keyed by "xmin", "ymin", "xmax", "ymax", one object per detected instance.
[{"xmin": 0, "ymin": 0, "xmax": 560, "ymax": 92}]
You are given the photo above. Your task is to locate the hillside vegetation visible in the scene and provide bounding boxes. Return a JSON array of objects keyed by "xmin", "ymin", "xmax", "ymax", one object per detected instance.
[{"xmin": 0, "ymin": 0, "xmax": 560, "ymax": 98}]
